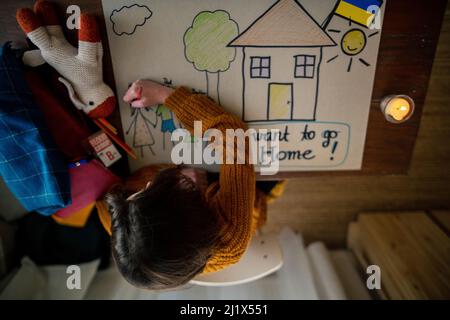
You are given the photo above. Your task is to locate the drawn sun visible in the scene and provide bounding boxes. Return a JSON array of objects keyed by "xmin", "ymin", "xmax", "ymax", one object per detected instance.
[
  {"xmin": 326, "ymin": 21, "xmax": 379, "ymax": 72},
  {"xmin": 341, "ymin": 29, "xmax": 366, "ymax": 56}
]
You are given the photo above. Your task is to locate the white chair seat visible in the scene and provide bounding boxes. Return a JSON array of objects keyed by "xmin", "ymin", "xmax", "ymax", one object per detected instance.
[{"xmin": 191, "ymin": 232, "xmax": 283, "ymax": 286}]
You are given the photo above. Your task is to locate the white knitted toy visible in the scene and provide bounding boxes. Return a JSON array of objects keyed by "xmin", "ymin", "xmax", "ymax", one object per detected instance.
[{"xmin": 16, "ymin": 0, "xmax": 116, "ymax": 119}]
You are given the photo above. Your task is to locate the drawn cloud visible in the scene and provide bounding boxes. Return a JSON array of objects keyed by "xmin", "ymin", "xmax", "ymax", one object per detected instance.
[{"xmin": 110, "ymin": 4, "xmax": 153, "ymax": 36}]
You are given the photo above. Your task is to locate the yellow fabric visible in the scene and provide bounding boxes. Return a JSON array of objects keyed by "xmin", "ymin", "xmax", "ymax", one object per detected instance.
[
  {"xmin": 266, "ymin": 180, "xmax": 287, "ymax": 204},
  {"xmin": 52, "ymin": 202, "xmax": 96, "ymax": 228}
]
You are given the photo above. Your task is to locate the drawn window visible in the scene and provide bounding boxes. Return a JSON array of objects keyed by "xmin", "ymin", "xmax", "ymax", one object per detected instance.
[
  {"xmin": 294, "ymin": 55, "xmax": 316, "ymax": 78},
  {"xmin": 250, "ymin": 57, "xmax": 271, "ymax": 78}
]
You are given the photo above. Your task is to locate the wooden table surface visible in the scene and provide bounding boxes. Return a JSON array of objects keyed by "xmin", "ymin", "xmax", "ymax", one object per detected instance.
[{"xmin": 0, "ymin": 0, "xmax": 447, "ymax": 179}]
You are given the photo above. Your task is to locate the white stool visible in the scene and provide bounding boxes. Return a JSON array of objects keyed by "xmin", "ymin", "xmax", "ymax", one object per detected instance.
[{"xmin": 191, "ymin": 232, "xmax": 283, "ymax": 286}]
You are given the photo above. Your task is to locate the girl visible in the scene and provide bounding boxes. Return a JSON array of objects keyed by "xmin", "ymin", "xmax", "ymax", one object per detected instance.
[{"xmin": 98, "ymin": 80, "xmax": 280, "ymax": 289}]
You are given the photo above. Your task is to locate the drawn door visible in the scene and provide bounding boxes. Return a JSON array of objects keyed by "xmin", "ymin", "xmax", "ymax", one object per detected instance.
[{"xmin": 268, "ymin": 83, "xmax": 293, "ymax": 120}]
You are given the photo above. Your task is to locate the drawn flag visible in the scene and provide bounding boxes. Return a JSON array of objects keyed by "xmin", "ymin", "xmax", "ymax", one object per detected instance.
[{"xmin": 334, "ymin": 0, "xmax": 383, "ymax": 28}]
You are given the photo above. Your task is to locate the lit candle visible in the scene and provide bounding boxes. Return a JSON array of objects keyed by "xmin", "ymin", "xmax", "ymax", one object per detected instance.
[{"xmin": 380, "ymin": 95, "xmax": 414, "ymax": 123}]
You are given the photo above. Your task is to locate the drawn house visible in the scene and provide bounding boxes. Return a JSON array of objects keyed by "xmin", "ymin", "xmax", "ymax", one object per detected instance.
[{"xmin": 229, "ymin": 0, "xmax": 336, "ymax": 122}]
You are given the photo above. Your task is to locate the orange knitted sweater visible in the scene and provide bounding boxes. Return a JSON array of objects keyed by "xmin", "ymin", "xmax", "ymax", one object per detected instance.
[{"xmin": 97, "ymin": 87, "xmax": 265, "ymax": 273}]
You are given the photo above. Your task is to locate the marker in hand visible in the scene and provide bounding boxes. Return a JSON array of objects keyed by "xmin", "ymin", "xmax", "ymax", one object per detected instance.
[{"xmin": 124, "ymin": 80, "xmax": 174, "ymax": 108}]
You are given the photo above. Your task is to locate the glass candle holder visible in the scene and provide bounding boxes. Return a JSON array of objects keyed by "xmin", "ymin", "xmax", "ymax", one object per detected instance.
[{"xmin": 380, "ymin": 95, "xmax": 415, "ymax": 124}]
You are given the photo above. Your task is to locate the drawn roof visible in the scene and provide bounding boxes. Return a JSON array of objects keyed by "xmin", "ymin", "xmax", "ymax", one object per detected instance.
[{"xmin": 229, "ymin": 0, "xmax": 336, "ymax": 47}]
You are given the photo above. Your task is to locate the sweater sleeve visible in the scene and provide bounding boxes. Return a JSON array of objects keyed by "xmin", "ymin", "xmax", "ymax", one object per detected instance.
[
  {"xmin": 165, "ymin": 87, "xmax": 224, "ymax": 133},
  {"xmin": 165, "ymin": 87, "xmax": 256, "ymax": 272}
]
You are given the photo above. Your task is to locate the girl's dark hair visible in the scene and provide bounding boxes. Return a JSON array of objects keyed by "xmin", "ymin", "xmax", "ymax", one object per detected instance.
[{"xmin": 105, "ymin": 167, "xmax": 220, "ymax": 290}]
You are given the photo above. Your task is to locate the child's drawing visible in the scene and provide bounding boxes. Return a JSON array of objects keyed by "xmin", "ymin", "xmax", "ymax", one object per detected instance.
[
  {"xmin": 326, "ymin": 22, "xmax": 380, "ymax": 72},
  {"xmin": 110, "ymin": 4, "xmax": 153, "ymax": 36},
  {"xmin": 332, "ymin": 0, "xmax": 383, "ymax": 29},
  {"xmin": 184, "ymin": 10, "xmax": 239, "ymax": 105},
  {"xmin": 228, "ymin": 0, "xmax": 336, "ymax": 122},
  {"xmin": 102, "ymin": 0, "xmax": 386, "ymax": 172},
  {"xmin": 126, "ymin": 106, "xmax": 157, "ymax": 157},
  {"xmin": 325, "ymin": 0, "xmax": 383, "ymax": 72},
  {"xmin": 155, "ymin": 104, "xmax": 177, "ymax": 150}
]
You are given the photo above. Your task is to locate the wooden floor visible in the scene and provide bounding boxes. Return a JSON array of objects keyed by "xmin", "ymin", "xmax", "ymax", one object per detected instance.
[{"xmin": 264, "ymin": 5, "xmax": 450, "ymax": 247}]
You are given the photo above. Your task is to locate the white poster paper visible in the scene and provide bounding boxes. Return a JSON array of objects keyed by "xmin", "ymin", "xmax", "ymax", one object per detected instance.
[{"xmin": 102, "ymin": 0, "xmax": 385, "ymax": 172}]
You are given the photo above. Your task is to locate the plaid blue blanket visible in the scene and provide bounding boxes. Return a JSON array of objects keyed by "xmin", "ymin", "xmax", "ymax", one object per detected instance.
[{"xmin": 0, "ymin": 42, "xmax": 71, "ymax": 215}]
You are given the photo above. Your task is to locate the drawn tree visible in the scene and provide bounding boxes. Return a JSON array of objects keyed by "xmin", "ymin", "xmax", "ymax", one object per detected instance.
[{"xmin": 184, "ymin": 10, "xmax": 239, "ymax": 105}]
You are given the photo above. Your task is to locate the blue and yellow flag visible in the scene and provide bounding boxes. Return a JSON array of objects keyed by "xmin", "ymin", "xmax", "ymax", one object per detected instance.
[{"xmin": 335, "ymin": 0, "xmax": 383, "ymax": 28}]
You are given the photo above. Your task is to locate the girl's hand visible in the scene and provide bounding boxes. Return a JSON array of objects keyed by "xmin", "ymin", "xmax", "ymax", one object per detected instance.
[
  {"xmin": 123, "ymin": 80, "xmax": 174, "ymax": 108},
  {"xmin": 180, "ymin": 167, "xmax": 209, "ymax": 192}
]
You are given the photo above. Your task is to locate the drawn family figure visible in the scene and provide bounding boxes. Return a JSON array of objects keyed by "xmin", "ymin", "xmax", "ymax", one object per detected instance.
[
  {"xmin": 126, "ymin": 106, "xmax": 157, "ymax": 157},
  {"xmin": 155, "ymin": 104, "xmax": 177, "ymax": 150}
]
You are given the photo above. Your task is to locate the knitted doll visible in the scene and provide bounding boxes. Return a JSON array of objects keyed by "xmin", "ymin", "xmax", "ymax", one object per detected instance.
[{"xmin": 16, "ymin": 0, "xmax": 115, "ymax": 119}]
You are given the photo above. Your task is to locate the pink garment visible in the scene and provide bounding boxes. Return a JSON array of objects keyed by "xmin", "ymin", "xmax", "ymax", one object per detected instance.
[{"xmin": 55, "ymin": 159, "xmax": 120, "ymax": 218}]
